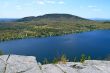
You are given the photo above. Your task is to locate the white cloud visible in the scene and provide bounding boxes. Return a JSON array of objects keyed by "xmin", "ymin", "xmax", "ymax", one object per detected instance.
[
  {"xmin": 79, "ymin": 6, "xmax": 83, "ymax": 9},
  {"xmin": 37, "ymin": 1, "xmax": 45, "ymax": 5},
  {"xmin": 46, "ymin": 0, "xmax": 55, "ymax": 4},
  {"xmin": 24, "ymin": 3, "xmax": 33, "ymax": 6},
  {"xmin": 35, "ymin": 0, "xmax": 65, "ymax": 5},
  {"xmin": 58, "ymin": 1, "xmax": 65, "ymax": 4},
  {"xmin": 88, "ymin": 5, "xmax": 97, "ymax": 8},
  {"xmin": 3, "ymin": 2, "xmax": 10, "ymax": 8},
  {"xmin": 92, "ymin": 8, "xmax": 101, "ymax": 12},
  {"xmin": 87, "ymin": 5, "xmax": 102, "ymax": 12},
  {"xmin": 16, "ymin": 5, "xmax": 22, "ymax": 10}
]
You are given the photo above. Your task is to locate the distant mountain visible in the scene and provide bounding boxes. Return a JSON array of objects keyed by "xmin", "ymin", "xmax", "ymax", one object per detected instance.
[
  {"xmin": 0, "ymin": 18, "xmax": 18, "ymax": 22},
  {"xmin": 0, "ymin": 13, "xmax": 109, "ymax": 41},
  {"xmin": 89, "ymin": 18, "xmax": 110, "ymax": 22},
  {"xmin": 17, "ymin": 14, "xmax": 89, "ymax": 22}
]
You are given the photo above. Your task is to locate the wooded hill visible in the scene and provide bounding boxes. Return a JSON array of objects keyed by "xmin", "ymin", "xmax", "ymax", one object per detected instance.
[{"xmin": 0, "ymin": 14, "xmax": 110, "ymax": 41}]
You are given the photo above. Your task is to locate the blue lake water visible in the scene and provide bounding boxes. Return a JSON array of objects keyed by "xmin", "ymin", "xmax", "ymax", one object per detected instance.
[{"xmin": 0, "ymin": 30, "xmax": 110, "ymax": 62}]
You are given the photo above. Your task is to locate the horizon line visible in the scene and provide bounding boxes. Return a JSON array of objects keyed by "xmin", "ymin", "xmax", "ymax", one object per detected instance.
[{"xmin": 0, "ymin": 13, "xmax": 110, "ymax": 19}]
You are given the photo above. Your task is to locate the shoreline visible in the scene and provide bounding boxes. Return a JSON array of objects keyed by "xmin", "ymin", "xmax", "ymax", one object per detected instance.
[{"xmin": 0, "ymin": 29, "xmax": 99, "ymax": 42}]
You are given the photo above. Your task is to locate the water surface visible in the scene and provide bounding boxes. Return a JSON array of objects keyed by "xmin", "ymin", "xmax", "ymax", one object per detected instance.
[{"xmin": 0, "ymin": 30, "xmax": 110, "ymax": 62}]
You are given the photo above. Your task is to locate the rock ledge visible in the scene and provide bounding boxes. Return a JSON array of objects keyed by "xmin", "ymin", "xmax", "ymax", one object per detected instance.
[{"xmin": 0, "ymin": 55, "xmax": 110, "ymax": 73}]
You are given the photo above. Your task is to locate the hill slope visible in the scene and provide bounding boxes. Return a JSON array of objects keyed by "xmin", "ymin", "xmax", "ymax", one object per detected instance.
[
  {"xmin": 17, "ymin": 14, "xmax": 87, "ymax": 22},
  {"xmin": 0, "ymin": 18, "xmax": 17, "ymax": 22},
  {"xmin": 0, "ymin": 14, "xmax": 110, "ymax": 41}
]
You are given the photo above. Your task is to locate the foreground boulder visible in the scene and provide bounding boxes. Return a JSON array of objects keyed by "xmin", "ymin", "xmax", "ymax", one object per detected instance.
[
  {"xmin": 0, "ymin": 55, "xmax": 110, "ymax": 73},
  {"xmin": 0, "ymin": 55, "xmax": 42, "ymax": 73},
  {"xmin": 42, "ymin": 61, "xmax": 110, "ymax": 73}
]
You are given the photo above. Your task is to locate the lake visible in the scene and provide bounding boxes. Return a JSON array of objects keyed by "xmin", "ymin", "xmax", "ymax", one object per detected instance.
[{"xmin": 0, "ymin": 30, "xmax": 110, "ymax": 62}]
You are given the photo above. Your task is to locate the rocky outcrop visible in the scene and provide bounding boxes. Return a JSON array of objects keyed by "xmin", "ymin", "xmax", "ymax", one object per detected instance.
[
  {"xmin": 0, "ymin": 55, "xmax": 42, "ymax": 73},
  {"xmin": 0, "ymin": 55, "xmax": 110, "ymax": 73}
]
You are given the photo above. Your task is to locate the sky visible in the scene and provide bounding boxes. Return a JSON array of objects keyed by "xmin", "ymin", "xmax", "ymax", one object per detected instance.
[{"xmin": 0, "ymin": 0, "xmax": 110, "ymax": 18}]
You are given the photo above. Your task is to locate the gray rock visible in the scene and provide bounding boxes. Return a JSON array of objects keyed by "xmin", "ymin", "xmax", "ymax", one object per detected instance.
[
  {"xmin": 42, "ymin": 60, "xmax": 110, "ymax": 73},
  {"xmin": 0, "ymin": 55, "xmax": 9, "ymax": 73},
  {"xmin": 0, "ymin": 55, "xmax": 110, "ymax": 73},
  {"xmin": 0, "ymin": 55, "xmax": 42, "ymax": 73}
]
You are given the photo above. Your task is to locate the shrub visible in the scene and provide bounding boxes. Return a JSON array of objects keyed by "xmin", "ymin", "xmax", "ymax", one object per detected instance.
[
  {"xmin": 53, "ymin": 57, "xmax": 59, "ymax": 64},
  {"xmin": 60, "ymin": 54, "xmax": 67, "ymax": 64},
  {"xmin": 80, "ymin": 54, "xmax": 86, "ymax": 63}
]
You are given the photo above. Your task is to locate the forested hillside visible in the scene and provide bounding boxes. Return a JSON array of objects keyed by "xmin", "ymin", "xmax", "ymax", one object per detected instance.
[{"xmin": 0, "ymin": 14, "xmax": 110, "ymax": 41}]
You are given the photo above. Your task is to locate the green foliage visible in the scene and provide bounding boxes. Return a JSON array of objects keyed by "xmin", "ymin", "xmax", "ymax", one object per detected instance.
[
  {"xmin": 0, "ymin": 50, "xmax": 3, "ymax": 55},
  {"xmin": 60, "ymin": 54, "xmax": 67, "ymax": 64},
  {"xmin": 73, "ymin": 55, "xmax": 91, "ymax": 63},
  {"xmin": 52, "ymin": 57, "xmax": 59, "ymax": 64},
  {"xmin": 52, "ymin": 54, "xmax": 68, "ymax": 64},
  {"xmin": 0, "ymin": 14, "xmax": 110, "ymax": 41},
  {"xmin": 42, "ymin": 54, "xmax": 92, "ymax": 64},
  {"xmin": 87, "ymin": 56, "xmax": 91, "ymax": 60},
  {"xmin": 80, "ymin": 54, "xmax": 86, "ymax": 63}
]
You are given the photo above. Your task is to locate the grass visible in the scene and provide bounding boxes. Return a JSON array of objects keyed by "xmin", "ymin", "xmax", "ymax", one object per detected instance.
[
  {"xmin": 60, "ymin": 54, "xmax": 68, "ymax": 64},
  {"xmin": 42, "ymin": 54, "xmax": 92, "ymax": 64}
]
